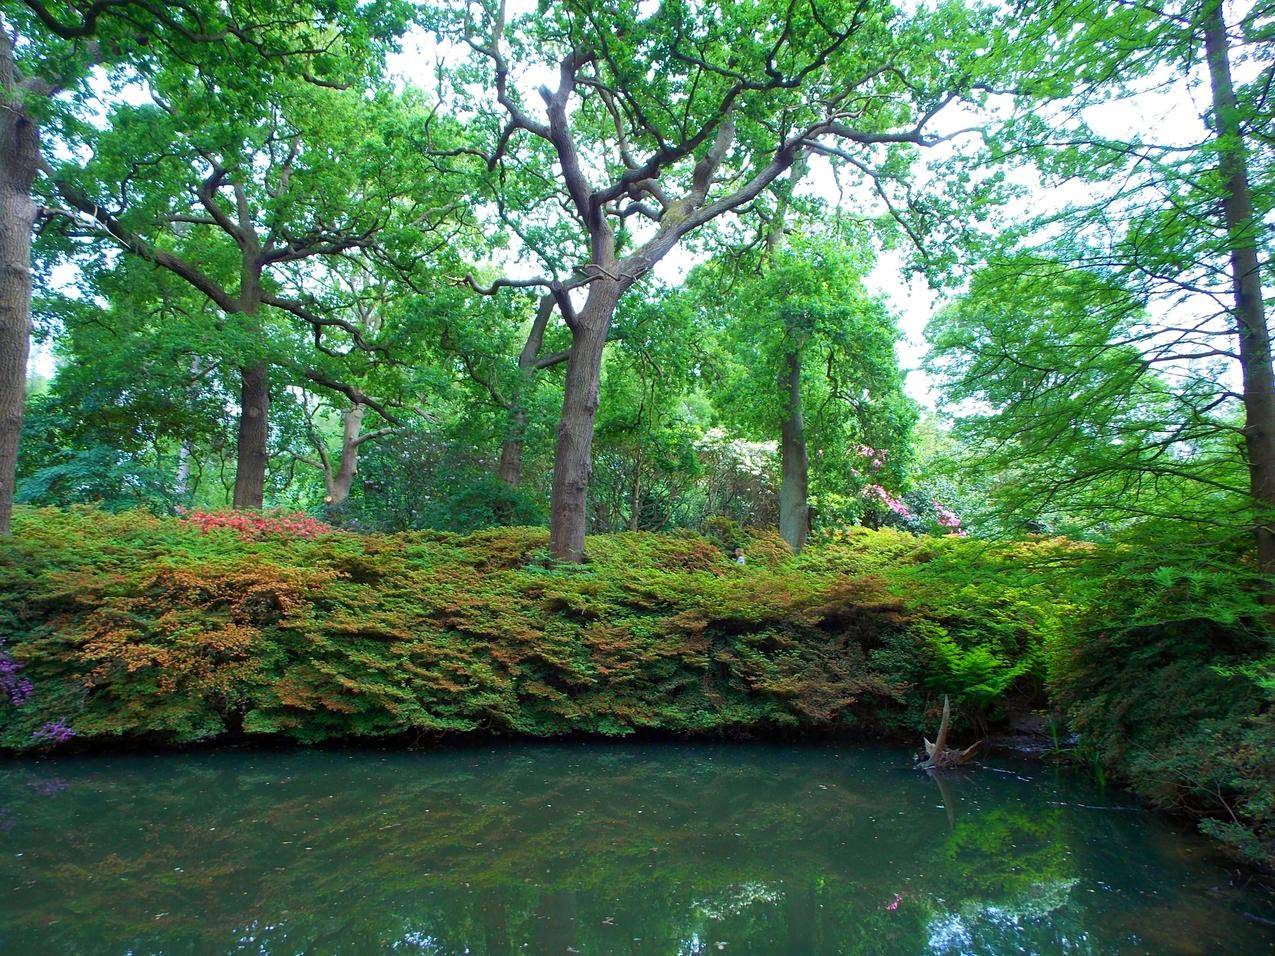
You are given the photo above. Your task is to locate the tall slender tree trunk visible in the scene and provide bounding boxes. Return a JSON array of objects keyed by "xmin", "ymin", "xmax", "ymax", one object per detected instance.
[
  {"xmin": 172, "ymin": 356, "xmax": 202, "ymax": 502},
  {"xmin": 324, "ymin": 402, "xmax": 365, "ymax": 510},
  {"xmin": 548, "ymin": 281, "xmax": 621, "ymax": 561},
  {"xmin": 0, "ymin": 39, "xmax": 39, "ymax": 536},
  {"xmin": 497, "ymin": 406, "xmax": 527, "ymax": 486},
  {"xmin": 232, "ymin": 361, "xmax": 270, "ymax": 509},
  {"xmin": 1203, "ymin": 0, "xmax": 1275, "ymax": 585},
  {"xmin": 770, "ymin": 160, "xmax": 809, "ymax": 553},
  {"xmin": 779, "ymin": 349, "xmax": 810, "ymax": 552},
  {"xmin": 628, "ymin": 444, "xmax": 644, "ymax": 531},
  {"xmin": 174, "ymin": 441, "xmax": 192, "ymax": 499}
]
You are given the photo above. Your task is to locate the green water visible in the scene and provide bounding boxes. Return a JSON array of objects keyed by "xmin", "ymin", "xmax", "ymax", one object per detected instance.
[{"xmin": 0, "ymin": 744, "xmax": 1271, "ymax": 954}]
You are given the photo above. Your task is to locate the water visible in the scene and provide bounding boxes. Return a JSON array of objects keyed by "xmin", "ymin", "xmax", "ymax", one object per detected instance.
[{"xmin": 0, "ymin": 743, "xmax": 1270, "ymax": 955}]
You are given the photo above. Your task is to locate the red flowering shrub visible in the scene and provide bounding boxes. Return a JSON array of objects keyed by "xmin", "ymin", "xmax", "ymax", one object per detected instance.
[{"xmin": 180, "ymin": 510, "xmax": 335, "ymax": 539}]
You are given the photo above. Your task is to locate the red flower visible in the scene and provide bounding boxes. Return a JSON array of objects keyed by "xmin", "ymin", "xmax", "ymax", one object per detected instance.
[{"xmin": 180, "ymin": 511, "xmax": 335, "ymax": 539}]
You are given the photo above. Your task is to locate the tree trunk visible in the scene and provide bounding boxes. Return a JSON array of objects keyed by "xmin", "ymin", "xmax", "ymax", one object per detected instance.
[
  {"xmin": 768, "ymin": 159, "xmax": 808, "ymax": 553},
  {"xmin": 174, "ymin": 441, "xmax": 192, "ymax": 499},
  {"xmin": 232, "ymin": 361, "xmax": 270, "ymax": 509},
  {"xmin": 324, "ymin": 403, "xmax": 365, "ymax": 509},
  {"xmin": 1203, "ymin": 0, "xmax": 1275, "ymax": 586},
  {"xmin": 172, "ymin": 356, "xmax": 202, "ymax": 502},
  {"xmin": 628, "ymin": 444, "xmax": 644, "ymax": 531},
  {"xmin": 0, "ymin": 48, "xmax": 40, "ymax": 536},
  {"xmin": 779, "ymin": 349, "xmax": 810, "ymax": 552},
  {"xmin": 548, "ymin": 282, "xmax": 621, "ymax": 561},
  {"xmin": 496, "ymin": 405, "xmax": 527, "ymax": 486}
]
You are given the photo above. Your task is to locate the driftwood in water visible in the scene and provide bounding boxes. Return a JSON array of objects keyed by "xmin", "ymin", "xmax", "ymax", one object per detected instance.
[{"xmin": 917, "ymin": 695, "xmax": 981, "ymax": 770}]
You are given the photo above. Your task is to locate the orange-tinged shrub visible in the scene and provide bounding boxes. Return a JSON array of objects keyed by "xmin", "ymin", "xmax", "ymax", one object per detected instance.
[{"xmin": 0, "ymin": 506, "xmax": 1068, "ymax": 751}]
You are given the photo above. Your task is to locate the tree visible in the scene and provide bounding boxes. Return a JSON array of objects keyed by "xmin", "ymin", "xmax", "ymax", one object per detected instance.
[
  {"xmin": 437, "ymin": 291, "xmax": 571, "ymax": 489},
  {"xmin": 702, "ymin": 232, "xmax": 914, "ymax": 550},
  {"xmin": 48, "ymin": 73, "xmax": 454, "ymax": 508},
  {"xmin": 290, "ymin": 269, "xmax": 452, "ymax": 514},
  {"xmin": 437, "ymin": 0, "xmax": 987, "ymax": 559},
  {"xmin": 18, "ymin": 265, "xmax": 235, "ymax": 511},
  {"xmin": 0, "ymin": 0, "xmax": 408, "ymax": 531},
  {"xmin": 1202, "ymin": 0, "xmax": 1275, "ymax": 583},
  {"xmin": 928, "ymin": 257, "xmax": 1249, "ymax": 534},
  {"xmin": 991, "ymin": 0, "xmax": 1275, "ymax": 579}
]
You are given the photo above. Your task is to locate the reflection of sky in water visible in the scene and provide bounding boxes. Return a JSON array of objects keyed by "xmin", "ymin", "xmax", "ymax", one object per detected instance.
[
  {"xmin": 927, "ymin": 878, "xmax": 1084, "ymax": 953},
  {"xmin": 0, "ymin": 744, "xmax": 1271, "ymax": 955},
  {"xmin": 693, "ymin": 881, "xmax": 783, "ymax": 919}
]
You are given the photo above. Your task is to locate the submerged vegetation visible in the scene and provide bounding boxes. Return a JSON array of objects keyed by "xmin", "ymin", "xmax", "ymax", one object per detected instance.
[{"xmin": 1, "ymin": 507, "xmax": 1270, "ymax": 866}]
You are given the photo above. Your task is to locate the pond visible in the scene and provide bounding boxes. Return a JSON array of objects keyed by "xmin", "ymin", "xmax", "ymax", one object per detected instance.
[{"xmin": 0, "ymin": 743, "xmax": 1271, "ymax": 954}]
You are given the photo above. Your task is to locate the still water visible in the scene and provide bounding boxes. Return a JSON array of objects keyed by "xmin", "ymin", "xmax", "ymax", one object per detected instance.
[{"xmin": 0, "ymin": 743, "xmax": 1271, "ymax": 955}]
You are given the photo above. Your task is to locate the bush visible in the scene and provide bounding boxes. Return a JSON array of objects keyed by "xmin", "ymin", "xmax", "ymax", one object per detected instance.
[
  {"xmin": 180, "ymin": 509, "xmax": 335, "ymax": 539},
  {"xmin": 1048, "ymin": 525, "xmax": 1274, "ymax": 867},
  {"xmin": 2, "ymin": 507, "xmax": 1269, "ymax": 868},
  {"xmin": 0, "ymin": 507, "xmax": 1067, "ymax": 754}
]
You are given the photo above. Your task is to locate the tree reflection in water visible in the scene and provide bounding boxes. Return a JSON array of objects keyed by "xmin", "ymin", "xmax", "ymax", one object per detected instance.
[{"xmin": 0, "ymin": 743, "xmax": 1270, "ymax": 954}]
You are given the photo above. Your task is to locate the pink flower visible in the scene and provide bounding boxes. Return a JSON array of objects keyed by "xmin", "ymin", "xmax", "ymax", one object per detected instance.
[
  {"xmin": 932, "ymin": 500, "xmax": 964, "ymax": 533},
  {"xmin": 855, "ymin": 445, "xmax": 888, "ymax": 471},
  {"xmin": 181, "ymin": 510, "xmax": 335, "ymax": 540},
  {"xmin": 864, "ymin": 484, "xmax": 912, "ymax": 519},
  {"xmin": 886, "ymin": 893, "xmax": 904, "ymax": 911}
]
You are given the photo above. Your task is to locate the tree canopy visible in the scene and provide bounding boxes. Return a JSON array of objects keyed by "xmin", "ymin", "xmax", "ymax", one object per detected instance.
[{"xmin": 0, "ymin": 0, "xmax": 1266, "ymax": 583}]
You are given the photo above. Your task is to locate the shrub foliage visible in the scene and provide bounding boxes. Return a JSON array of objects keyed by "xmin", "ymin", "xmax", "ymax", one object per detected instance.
[{"xmin": 0, "ymin": 508, "xmax": 1270, "ymax": 865}]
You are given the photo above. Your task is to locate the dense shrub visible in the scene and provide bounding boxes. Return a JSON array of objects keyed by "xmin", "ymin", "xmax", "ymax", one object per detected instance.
[
  {"xmin": 1, "ymin": 508, "xmax": 1270, "ymax": 866},
  {"xmin": 0, "ymin": 507, "xmax": 1066, "ymax": 753},
  {"xmin": 1047, "ymin": 525, "xmax": 1274, "ymax": 866}
]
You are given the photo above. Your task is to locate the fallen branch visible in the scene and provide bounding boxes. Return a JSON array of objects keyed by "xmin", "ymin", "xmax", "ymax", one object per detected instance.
[{"xmin": 917, "ymin": 695, "xmax": 981, "ymax": 770}]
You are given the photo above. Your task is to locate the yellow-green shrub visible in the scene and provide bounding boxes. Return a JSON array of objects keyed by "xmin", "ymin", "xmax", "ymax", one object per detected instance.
[{"xmin": 0, "ymin": 507, "xmax": 1064, "ymax": 751}]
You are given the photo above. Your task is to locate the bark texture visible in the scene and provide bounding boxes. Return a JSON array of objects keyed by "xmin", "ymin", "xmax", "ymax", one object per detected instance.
[
  {"xmin": 0, "ymin": 34, "xmax": 40, "ymax": 535},
  {"xmin": 1203, "ymin": 0, "xmax": 1275, "ymax": 584},
  {"xmin": 232, "ymin": 362, "xmax": 270, "ymax": 509},
  {"xmin": 324, "ymin": 402, "xmax": 366, "ymax": 509},
  {"xmin": 496, "ymin": 421, "xmax": 527, "ymax": 486},
  {"xmin": 548, "ymin": 282, "xmax": 621, "ymax": 561},
  {"xmin": 778, "ymin": 349, "xmax": 810, "ymax": 553}
]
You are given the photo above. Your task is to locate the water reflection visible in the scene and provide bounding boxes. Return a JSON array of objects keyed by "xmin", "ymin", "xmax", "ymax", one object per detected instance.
[{"xmin": 0, "ymin": 743, "xmax": 1270, "ymax": 954}]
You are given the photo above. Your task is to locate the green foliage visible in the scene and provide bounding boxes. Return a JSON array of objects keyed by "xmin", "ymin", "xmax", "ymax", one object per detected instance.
[
  {"xmin": 415, "ymin": 473, "xmax": 547, "ymax": 533},
  {"xmin": 1047, "ymin": 522, "xmax": 1274, "ymax": 866},
  {"xmin": 694, "ymin": 233, "xmax": 918, "ymax": 530},
  {"xmin": 0, "ymin": 507, "xmax": 1064, "ymax": 753},
  {"xmin": 3, "ymin": 508, "xmax": 1271, "ymax": 866},
  {"xmin": 926, "ymin": 257, "xmax": 1249, "ymax": 536}
]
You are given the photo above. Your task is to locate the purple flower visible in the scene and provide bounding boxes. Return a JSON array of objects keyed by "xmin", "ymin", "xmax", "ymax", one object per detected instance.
[
  {"xmin": 0, "ymin": 645, "xmax": 32, "ymax": 707},
  {"xmin": 31, "ymin": 720, "xmax": 75, "ymax": 745}
]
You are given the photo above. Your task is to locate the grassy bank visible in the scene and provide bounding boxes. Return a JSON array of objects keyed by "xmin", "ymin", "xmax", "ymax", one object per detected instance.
[{"xmin": 0, "ymin": 507, "xmax": 1270, "ymax": 865}]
